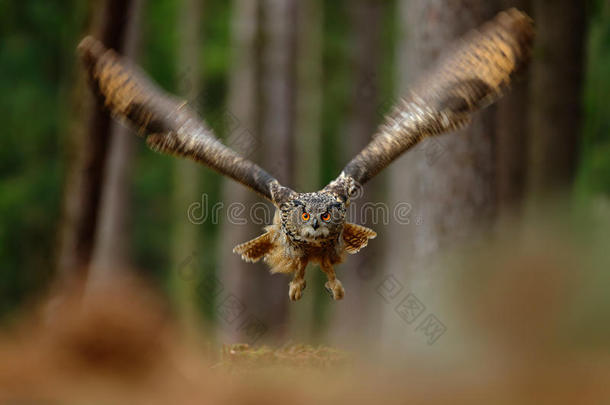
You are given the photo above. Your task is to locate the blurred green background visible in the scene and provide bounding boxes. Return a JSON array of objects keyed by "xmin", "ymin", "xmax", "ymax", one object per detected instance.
[{"xmin": 1, "ymin": 0, "xmax": 608, "ymax": 345}]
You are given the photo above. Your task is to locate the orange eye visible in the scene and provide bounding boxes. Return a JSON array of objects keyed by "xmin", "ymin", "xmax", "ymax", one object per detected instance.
[
  {"xmin": 301, "ymin": 212, "xmax": 310, "ymax": 221},
  {"xmin": 321, "ymin": 212, "xmax": 331, "ymax": 221}
]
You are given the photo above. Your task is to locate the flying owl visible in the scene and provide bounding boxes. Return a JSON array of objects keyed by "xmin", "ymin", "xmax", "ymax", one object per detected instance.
[{"xmin": 78, "ymin": 9, "xmax": 534, "ymax": 301}]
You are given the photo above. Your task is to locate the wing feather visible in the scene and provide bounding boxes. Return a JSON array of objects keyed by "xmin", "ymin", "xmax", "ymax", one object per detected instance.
[
  {"xmin": 329, "ymin": 8, "xmax": 534, "ymax": 194},
  {"xmin": 78, "ymin": 36, "xmax": 284, "ymax": 202},
  {"xmin": 342, "ymin": 223, "xmax": 377, "ymax": 254},
  {"xmin": 232, "ymin": 231, "xmax": 274, "ymax": 263}
]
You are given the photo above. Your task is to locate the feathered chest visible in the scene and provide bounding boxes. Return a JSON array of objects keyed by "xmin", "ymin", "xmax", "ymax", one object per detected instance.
[{"xmin": 282, "ymin": 226, "xmax": 342, "ymax": 253}]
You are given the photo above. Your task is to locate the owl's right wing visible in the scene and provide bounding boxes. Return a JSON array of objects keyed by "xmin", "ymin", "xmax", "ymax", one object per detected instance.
[
  {"xmin": 325, "ymin": 8, "xmax": 534, "ymax": 198},
  {"xmin": 78, "ymin": 36, "xmax": 290, "ymax": 203}
]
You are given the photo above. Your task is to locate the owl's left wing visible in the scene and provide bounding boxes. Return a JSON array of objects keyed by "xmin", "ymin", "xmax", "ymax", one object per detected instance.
[
  {"xmin": 325, "ymin": 8, "xmax": 534, "ymax": 198},
  {"xmin": 78, "ymin": 36, "xmax": 291, "ymax": 203}
]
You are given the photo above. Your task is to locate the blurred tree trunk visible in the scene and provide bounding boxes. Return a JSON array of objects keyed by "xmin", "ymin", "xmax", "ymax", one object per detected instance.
[
  {"xmin": 56, "ymin": 0, "xmax": 136, "ymax": 287},
  {"xmin": 169, "ymin": 0, "xmax": 204, "ymax": 328},
  {"xmin": 528, "ymin": 0, "xmax": 586, "ymax": 194},
  {"xmin": 496, "ymin": 0, "xmax": 531, "ymax": 214},
  {"xmin": 218, "ymin": 0, "xmax": 270, "ymax": 343},
  {"xmin": 381, "ymin": 0, "xmax": 497, "ymax": 352},
  {"xmin": 329, "ymin": 0, "xmax": 384, "ymax": 347},
  {"xmin": 290, "ymin": 0, "xmax": 323, "ymax": 339},
  {"xmin": 253, "ymin": 0, "xmax": 298, "ymax": 337},
  {"xmin": 261, "ymin": 0, "xmax": 298, "ymax": 185},
  {"xmin": 88, "ymin": 0, "xmax": 144, "ymax": 288},
  {"xmin": 219, "ymin": 0, "xmax": 298, "ymax": 342}
]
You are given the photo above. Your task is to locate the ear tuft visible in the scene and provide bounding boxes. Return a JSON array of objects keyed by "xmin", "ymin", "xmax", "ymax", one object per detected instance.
[{"xmin": 269, "ymin": 181, "xmax": 297, "ymax": 206}]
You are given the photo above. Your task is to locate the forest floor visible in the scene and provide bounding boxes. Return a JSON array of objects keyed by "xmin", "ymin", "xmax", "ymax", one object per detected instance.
[{"xmin": 1, "ymin": 271, "xmax": 609, "ymax": 404}]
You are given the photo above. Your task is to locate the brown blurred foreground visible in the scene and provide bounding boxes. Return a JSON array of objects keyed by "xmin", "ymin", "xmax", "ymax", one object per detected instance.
[{"xmin": 2, "ymin": 208, "xmax": 610, "ymax": 404}]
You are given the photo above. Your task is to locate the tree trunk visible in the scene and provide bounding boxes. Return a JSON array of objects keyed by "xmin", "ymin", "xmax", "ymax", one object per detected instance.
[
  {"xmin": 528, "ymin": 0, "xmax": 586, "ymax": 194},
  {"xmin": 218, "ymin": 0, "xmax": 274, "ymax": 343},
  {"xmin": 289, "ymin": 0, "xmax": 323, "ymax": 340},
  {"xmin": 329, "ymin": 0, "xmax": 385, "ymax": 347},
  {"xmin": 259, "ymin": 0, "xmax": 299, "ymax": 337},
  {"xmin": 217, "ymin": 0, "xmax": 299, "ymax": 342},
  {"xmin": 496, "ymin": 0, "xmax": 531, "ymax": 215},
  {"xmin": 226, "ymin": 0, "xmax": 299, "ymax": 340},
  {"xmin": 88, "ymin": 0, "xmax": 143, "ymax": 288},
  {"xmin": 381, "ymin": 0, "xmax": 498, "ymax": 353},
  {"xmin": 261, "ymin": 0, "xmax": 298, "ymax": 187},
  {"xmin": 169, "ymin": 0, "xmax": 204, "ymax": 328},
  {"xmin": 56, "ymin": 0, "xmax": 136, "ymax": 287}
]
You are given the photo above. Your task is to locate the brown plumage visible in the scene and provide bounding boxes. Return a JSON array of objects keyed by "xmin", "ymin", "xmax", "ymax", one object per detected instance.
[
  {"xmin": 233, "ymin": 231, "xmax": 274, "ymax": 263},
  {"xmin": 343, "ymin": 223, "xmax": 378, "ymax": 254},
  {"xmin": 78, "ymin": 36, "xmax": 279, "ymax": 201},
  {"xmin": 77, "ymin": 8, "xmax": 534, "ymax": 301},
  {"xmin": 336, "ymin": 8, "xmax": 534, "ymax": 187}
]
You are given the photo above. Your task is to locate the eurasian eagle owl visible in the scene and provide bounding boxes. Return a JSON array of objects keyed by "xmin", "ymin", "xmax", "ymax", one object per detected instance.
[{"xmin": 77, "ymin": 9, "xmax": 534, "ymax": 301}]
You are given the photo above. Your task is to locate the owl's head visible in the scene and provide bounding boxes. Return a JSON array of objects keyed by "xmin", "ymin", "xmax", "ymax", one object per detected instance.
[{"xmin": 280, "ymin": 192, "xmax": 346, "ymax": 242}]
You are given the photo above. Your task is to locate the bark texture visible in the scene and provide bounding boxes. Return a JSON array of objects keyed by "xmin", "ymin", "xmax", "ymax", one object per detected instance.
[
  {"xmin": 290, "ymin": 0, "xmax": 323, "ymax": 339},
  {"xmin": 56, "ymin": 0, "xmax": 137, "ymax": 285},
  {"xmin": 382, "ymin": 0, "xmax": 498, "ymax": 351},
  {"xmin": 169, "ymin": 0, "xmax": 204, "ymax": 325},
  {"xmin": 88, "ymin": 0, "xmax": 143, "ymax": 289},
  {"xmin": 330, "ymin": 0, "xmax": 385, "ymax": 346},
  {"xmin": 496, "ymin": 0, "xmax": 531, "ymax": 214},
  {"xmin": 528, "ymin": 0, "xmax": 585, "ymax": 193},
  {"xmin": 218, "ymin": 0, "xmax": 296, "ymax": 342}
]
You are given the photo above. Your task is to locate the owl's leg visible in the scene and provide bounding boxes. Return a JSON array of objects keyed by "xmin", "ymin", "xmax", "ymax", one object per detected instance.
[
  {"xmin": 321, "ymin": 260, "xmax": 344, "ymax": 300},
  {"xmin": 288, "ymin": 260, "xmax": 307, "ymax": 301}
]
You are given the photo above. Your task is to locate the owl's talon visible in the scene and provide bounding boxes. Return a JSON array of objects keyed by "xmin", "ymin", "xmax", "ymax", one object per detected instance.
[
  {"xmin": 289, "ymin": 280, "xmax": 305, "ymax": 301},
  {"xmin": 324, "ymin": 280, "xmax": 344, "ymax": 300}
]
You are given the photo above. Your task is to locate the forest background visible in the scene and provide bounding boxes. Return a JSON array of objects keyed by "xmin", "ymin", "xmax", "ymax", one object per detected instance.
[{"xmin": 1, "ymin": 0, "xmax": 609, "ymax": 351}]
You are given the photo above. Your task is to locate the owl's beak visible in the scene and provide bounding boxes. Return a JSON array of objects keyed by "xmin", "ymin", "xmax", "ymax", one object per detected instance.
[{"xmin": 312, "ymin": 218, "xmax": 319, "ymax": 230}]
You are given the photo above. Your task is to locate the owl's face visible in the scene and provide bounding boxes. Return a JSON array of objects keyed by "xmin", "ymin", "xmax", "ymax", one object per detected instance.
[{"xmin": 281, "ymin": 192, "xmax": 346, "ymax": 243}]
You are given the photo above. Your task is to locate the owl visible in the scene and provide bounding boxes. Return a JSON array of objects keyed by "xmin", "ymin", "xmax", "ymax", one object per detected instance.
[{"xmin": 78, "ymin": 9, "xmax": 534, "ymax": 301}]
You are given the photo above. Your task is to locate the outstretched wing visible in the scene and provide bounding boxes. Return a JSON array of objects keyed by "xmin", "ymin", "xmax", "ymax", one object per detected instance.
[
  {"xmin": 233, "ymin": 231, "xmax": 274, "ymax": 263},
  {"xmin": 342, "ymin": 223, "xmax": 377, "ymax": 254},
  {"xmin": 326, "ymin": 8, "xmax": 534, "ymax": 197},
  {"xmin": 78, "ymin": 36, "xmax": 287, "ymax": 202}
]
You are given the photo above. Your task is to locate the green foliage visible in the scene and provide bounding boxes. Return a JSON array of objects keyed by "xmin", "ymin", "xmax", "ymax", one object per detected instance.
[
  {"xmin": 132, "ymin": 0, "xmax": 231, "ymax": 319},
  {"xmin": 129, "ymin": 0, "xmax": 179, "ymax": 285},
  {"xmin": 2, "ymin": 0, "xmax": 610, "ymax": 325},
  {"xmin": 578, "ymin": 0, "xmax": 610, "ymax": 196},
  {"xmin": 0, "ymin": 0, "xmax": 87, "ymax": 316},
  {"xmin": 320, "ymin": 0, "xmax": 352, "ymax": 186}
]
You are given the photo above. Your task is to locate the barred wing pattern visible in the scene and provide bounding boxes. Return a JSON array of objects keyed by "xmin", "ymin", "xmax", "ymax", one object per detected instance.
[
  {"xmin": 78, "ymin": 36, "xmax": 282, "ymax": 202},
  {"xmin": 328, "ymin": 8, "xmax": 534, "ymax": 194}
]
